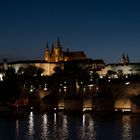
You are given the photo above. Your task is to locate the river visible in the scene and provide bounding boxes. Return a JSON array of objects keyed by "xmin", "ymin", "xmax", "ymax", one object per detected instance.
[{"xmin": 0, "ymin": 112, "xmax": 140, "ymax": 140}]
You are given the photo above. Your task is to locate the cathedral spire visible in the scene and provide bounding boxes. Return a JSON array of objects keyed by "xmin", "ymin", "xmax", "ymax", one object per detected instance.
[
  {"xmin": 121, "ymin": 53, "xmax": 126, "ymax": 64},
  {"xmin": 120, "ymin": 53, "xmax": 130, "ymax": 64},
  {"xmin": 44, "ymin": 42, "xmax": 50, "ymax": 61},
  {"xmin": 122, "ymin": 53, "xmax": 125, "ymax": 59},
  {"xmin": 56, "ymin": 36, "xmax": 61, "ymax": 48},
  {"xmin": 46, "ymin": 42, "xmax": 49, "ymax": 49},
  {"xmin": 57, "ymin": 36, "xmax": 60, "ymax": 45},
  {"xmin": 51, "ymin": 43, "xmax": 54, "ymax": 53},
  {"xmin": 51, "ymin": 43, "xmax": 55, "ymax": 61},
  {"xmin": 125, "ymin": 54, "xmax": 129, "ymax": 64}
]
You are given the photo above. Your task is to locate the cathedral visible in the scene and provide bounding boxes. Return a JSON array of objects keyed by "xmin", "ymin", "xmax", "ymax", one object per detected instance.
[
  {"xmin": 120, "ymin": 53, "xmax": 129, "ymax": 64},
  {"xmin": 44, "ymin": 37, "xmax": 64, "ymax": 62},
  {"xmin": 44, "ymin": 37, "xmax": 87, "ymax": 62}
]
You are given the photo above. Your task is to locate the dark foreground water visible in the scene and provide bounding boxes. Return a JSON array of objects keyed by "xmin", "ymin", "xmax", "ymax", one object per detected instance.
[{"xmin": 0, "ymin": 112, "xmax": 140, "ymax": 140}]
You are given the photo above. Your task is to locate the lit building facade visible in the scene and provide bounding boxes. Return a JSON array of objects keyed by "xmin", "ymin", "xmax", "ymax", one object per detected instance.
[{"xmin": 100, "ymin": 54, "xmax": 140, "ymax": 78}]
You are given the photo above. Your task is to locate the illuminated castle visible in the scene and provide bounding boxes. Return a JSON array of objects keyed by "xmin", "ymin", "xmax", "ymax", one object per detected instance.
[
  {"xmin": 0, "ymin": 37, "xmax": 88, "ymax": 76},
  {"xmin": 44, "ymin": 37, "xmax": 86, "ymax": 62}
]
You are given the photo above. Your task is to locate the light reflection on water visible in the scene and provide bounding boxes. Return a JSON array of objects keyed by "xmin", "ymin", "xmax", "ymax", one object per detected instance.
[
  {"xmin": 81, "ymin": 113, "xmax": 96, "ymax": 140},
  {"xmin": 122, "ymin": 115, "xmax": 132, "ymax": 140},
  {"xmin": 42, "ymin": 114, "xmax": 47, "ymax": 138},
  {"xmin": 27, "ymin": 111, "xmax": 34, "ymax": 140},
  {"xmin": 1, "ymin": 113, "xmax": 140, "ymax": 140},
  {"xmin": 16, "ymin": 120, "xmax": 19, "ymax": 139}
]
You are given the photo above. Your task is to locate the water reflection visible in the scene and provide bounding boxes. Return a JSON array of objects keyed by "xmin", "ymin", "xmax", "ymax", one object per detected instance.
[
  {"xmin": 4, "ymin": 112, "xmax": 140, "ymax": 140},
  {"xmin": 28, "ymin": 111, "xmax": 34, "ymax": 139},
  {"xmin": 62, "ymin": 114, "xmax": 68, "ymax": 140},
  {"xmin": 54, "ymin": 113, "xmax": 57, "ymax": 122},
  {"xmin": 81, "ymin": 113, "xmax": 96, "ymax": 140},
  {"xmin": 42, "ymin": 114, "xmax": 47, "ymax": 139},
  {"xmin": 122, "ymin": 115, "xmax": 132, "ymax": 140},
  {"xmin": 16, "ymin": 120, "xmax": 19, "ymax": 139},
  {"xmin": 82, "ymin": 114, "xmax": 86, "ymax": 126}
]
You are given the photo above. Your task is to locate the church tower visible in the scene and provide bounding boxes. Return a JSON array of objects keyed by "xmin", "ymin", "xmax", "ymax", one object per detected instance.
[
  {"xmin": 50, "ymin": 43, "xmax": 55, "ymax": 62},
  {"xmin": 121, "ymin": 53, "xmax": 126, "ymax": 64},
  {"xmin": 53, "ymin": 37, "xmax": 63, "ymax": 62},
  {"xmin": 120, "ymin": 53, "xmax": 130, "ymax": 64},
  {"xmin": 44, "ymin": 43, "xmax": 51, "ymax": 62},
  {"xmin": 125, "ymin": 54, "xmax": 129, "ymax": 64}
]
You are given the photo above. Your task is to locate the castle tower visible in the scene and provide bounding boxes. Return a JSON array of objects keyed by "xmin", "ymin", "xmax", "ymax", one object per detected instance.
[
  {"xmin": 44, "ymin": 43, "xmax": 50, "ymax": 61},
  {"xmin": 120, "ymin": 53, "xmax": 130, "ymax": 64},
  {"xmin": 3, "ymin": 58, "xmax": 8, "ymax": 71},
  {"xmin": 121, "ymin": 53, "xmax": 126, "ymax": 64},
  {"xmin": 56, "ymin": 36, "xmax": 61, "ymax": 48},
  {"xmin": 54, "ymin": 37, "xmax": 62, "ymax": 62},
  {"xmin": 125, "ymin": 54, "xmax": 129, "ymax": 64}
]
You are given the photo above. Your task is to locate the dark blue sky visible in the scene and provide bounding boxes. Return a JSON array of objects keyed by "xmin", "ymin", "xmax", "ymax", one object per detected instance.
[{"xmin": 0, "ymin": 0, "xmax": 140, "ymax": 63}]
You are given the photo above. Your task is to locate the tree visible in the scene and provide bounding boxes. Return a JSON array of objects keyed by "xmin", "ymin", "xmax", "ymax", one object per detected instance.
[
  {"xmin": 18, "ymin": 65, "xmax": 44, "ymax": 77},
  {"xmin": 36, "ymin": 67, "xmax": 44, "ymax": 76},
  {"xmin": 2, "ymin": 67, "xmax": 20, "ymax": 103}
]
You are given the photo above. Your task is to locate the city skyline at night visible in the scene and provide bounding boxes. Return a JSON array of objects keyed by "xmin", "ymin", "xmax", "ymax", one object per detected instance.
[{"xmin": 0, "ymin": 0, "xmax": 140, "ymax": 63}]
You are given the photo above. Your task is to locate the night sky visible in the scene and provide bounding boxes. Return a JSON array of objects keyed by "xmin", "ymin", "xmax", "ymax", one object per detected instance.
[{"xmin": 0, "ymin": 0, "xmax": 140, "ymax": 63}]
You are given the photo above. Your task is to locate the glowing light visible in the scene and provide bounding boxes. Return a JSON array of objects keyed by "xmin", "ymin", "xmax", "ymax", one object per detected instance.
[
  {"xmin": 83, "ymin": 108, "xmax": 86, "ymax": 112},
  {"xmin": 63, "ymin": 86, "xmax": 67, "ymax": 89},
  {"xmin": 83, "ymin": 107, "xmax": 92, "ymax": 112},
  {"xmin": 126, "ymin": 75, "xmax": 128, "ymax": 78},
  {"xmin": 0, "ymin": 74, "xmax": 3, "ymax": 81},
  {"xmin": 96, "ymin": 87, "xmax": 99, "ymax": 90},
  {"xmin": 30, "ymin": 111, "xmax": 33, "ymax": 117},
  {"xmin": 83, "ymin": 87, "xmax": 86, "ymax": 92},
  {"xmin": 100, "ymin": 75, "xmax": 103, "ymax": 79},
  {"xmin": 44, "ymin": 87, "xmax": 47, "ymax": 91},
  {"xmin": 125, "ymin": 82, "xmax": 130, "ymax": 85},
  {"xmin": 122, "ymin": 109, "xmax": 131, "ymax": 112},
  {"xmin": 54, "ymin": 113, "xmax": 56, "ymax": 123},
  {"xmin": 76, "ymin": 81, "xmax": 79, "ymax": 89},
  {"xmin": 82, "ymin": 114, "xmax": 85, "ymax": 126},
  {"xmin": 90, "ymin": 78, "xmax": 93, "ymax": 81},
  {"xmin": 28, "ymin": 111, "xmax": 34, "ymax": 138},
  {"xmin": 30, "ymin": 85, "xmax": 34, "ymax": 92},
  {"xmin": 88, "ymin": 84, "xmax": 94, "ymax": 87},
  {"xmin": 30, "ymin": 89, "xmax": 33, "ymax": 92}
]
